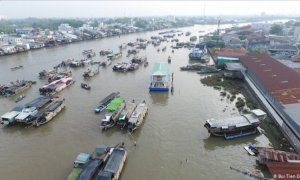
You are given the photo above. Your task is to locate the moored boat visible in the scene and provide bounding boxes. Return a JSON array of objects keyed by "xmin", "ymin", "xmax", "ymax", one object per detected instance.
[
  {"xmin": 127, "ymin": 101, "xmax": 148, "ymax": 132},
  {"xmin": 204, "ymin": 109, "xmax": 267, "ymax": 139},
  {"xmin": 1, "ymin": 106, "xmax": 24, "ymax": 125},
  {"xmin": 0, "ymin": 80, "xmax": 33, "ymax": 97},
  {"xmin": 33, "ymin": 99, "xmax": 66, "ymax": 127},
  {"xmin": 116, "ymin": 101, "xmax": 137, "ymax": 129},
  {"xmin": 15, "ymin": 94, "xmax": 26, "ymax": 102},
  {"xmin": 100, "ymin": 97, "xmax": 125, "ymax": 130},
  {"xmin": 94, "ymin": 92, "xmax": 120, "ymax": 113},
  {"xmin": 39, "ymin": 77, "xmax": 74, "ymax": 96},
  {"xmin": 96, "ymin": 146, "xmax": 127, "ymax": 180},
  {"xmin": 168, "ymin": 56, "xmax": 171, "ymax": 63}
]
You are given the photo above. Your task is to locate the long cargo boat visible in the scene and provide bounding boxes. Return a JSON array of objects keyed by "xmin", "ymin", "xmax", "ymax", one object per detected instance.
[
  {"xmin": 127, "ymin": 101, "xmax": 148, "ymax": 132},
  {"xmin": 100, "ymin": 98, "xmax": 125, "ymax": 130},
  {"xmin": 116, "ymin": 101, "xmax": 137, "ymax": 129},
  {"xmin": 204, "ymin": 109, "xmax": 267, "ymax": 139},
  {"xmin": 39, "ymin": 77, "xmax": 74, "ymax": 96},
  {"xmin": 96, "ymin": 147, "xmax": 127, "ymax": 180},
  {"xmin": 67, "ymin": 145, "xmax": 114, "ymax": 180},
  {"xmin": 0, "ymin": 80, "xmax": 33, "ymax": 97},
  {"xmin": 32, "ymin": 99, "xmax": 66, "ymax": 126},
  {"xmin": 15, "ymin": 96, "xmax": 52, "ymax": 125},
  {"xmin": 94, "ymin": 92, "xmax": 120, "ymax": 113}
]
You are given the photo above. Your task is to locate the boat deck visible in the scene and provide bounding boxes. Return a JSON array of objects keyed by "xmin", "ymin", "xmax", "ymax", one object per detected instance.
[
  {"xmin": 207, "ymin": 114, "xmax": 260, "ymax": 128},
  {"xmin": 103, "ymin": 149, "xmax": 126, "ymax": 174}
]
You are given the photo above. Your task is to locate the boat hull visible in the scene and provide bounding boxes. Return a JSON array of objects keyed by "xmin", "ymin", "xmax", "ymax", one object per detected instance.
[{"xmin": 149, "ymin": 87, "xmax": 169, "ymax": 91}]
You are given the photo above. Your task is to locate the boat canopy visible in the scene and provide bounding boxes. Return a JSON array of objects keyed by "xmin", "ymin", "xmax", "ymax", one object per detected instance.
[
  {"xmin": 151, "ymin": 62, "xmax": 169, "ymax": 77},
  {"xmin": 95, "ymin": 145, "xmax": 109, "ymax": 155},
  {"xmin": 106, "ymin": 98, "xmax": 124, "ymax": 111},
  {"xmin": 77, "ymin": 159, "xmax": 103, "ymax": 180},
  {"xmin": 103, "ymin": 149, "xmax": 126, "ymax": 174},
  {"xmin": 128, "ymin": 103, "xmax": 146, "ymax": 124},
  {"xmin": 74, "ymin": 153, "xmax": 91, "ymax": 165},
  {"xmin": 1, "ymin": 111, "xmax": 20, "ymax": 120},
  {"xmin": 207, "ymin": 114, "xmax": 260, "ymax": 128},
  {"xmin": 25, "ymin": 96, "xmax": 51, "ymax": 109}
]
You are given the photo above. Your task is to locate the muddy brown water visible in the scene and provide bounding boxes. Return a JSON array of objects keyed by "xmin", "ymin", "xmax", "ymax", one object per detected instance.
[{"xmin": 0, "ymin": 25, "xmax": 284, "ymax": 180}]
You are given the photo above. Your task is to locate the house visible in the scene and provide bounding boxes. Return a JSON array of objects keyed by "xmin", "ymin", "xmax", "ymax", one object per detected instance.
[
  {"xmin": 2, "ymin": 35, "xmax": 23, "ymax": 45},
  {"xmin": 58, "ymin": 24, "xmax": 74, "ymax": 33},
  {"xmin": 269, "ymin": 35, "xmax": 291, "ymax": 46}
]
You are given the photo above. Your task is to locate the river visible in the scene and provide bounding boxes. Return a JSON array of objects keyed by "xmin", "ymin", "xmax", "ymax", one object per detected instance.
[{"xmin": 0, "ymin": 24, "xmax": 285, "ymax": 180}]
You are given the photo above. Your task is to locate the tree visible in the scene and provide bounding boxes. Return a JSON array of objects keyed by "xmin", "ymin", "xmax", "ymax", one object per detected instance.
[{"xmin": 270, "ymin": 24, "xmax": 283, "ymax": 35}]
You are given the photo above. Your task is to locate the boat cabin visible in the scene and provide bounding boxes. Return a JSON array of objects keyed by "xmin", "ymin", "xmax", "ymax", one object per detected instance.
[
  {"xmin": 149, "ymin": 62, "xmax": 169, "ymax": 91},
  {"xmin": 74, "ymin": 152, "xmax": 91, "ymax": 168}
]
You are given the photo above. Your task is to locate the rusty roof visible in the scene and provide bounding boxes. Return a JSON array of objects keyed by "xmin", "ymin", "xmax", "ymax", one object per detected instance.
[
  {"xmin": 240, "ymin": 54, "xmax": 300, "ymax": 105},
  {"xmin": 266, "ymin": 162, "xmax": 300, "ymax": 180}
]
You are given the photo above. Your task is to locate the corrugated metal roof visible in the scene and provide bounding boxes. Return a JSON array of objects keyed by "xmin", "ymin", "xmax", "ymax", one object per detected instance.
[
  {"xmin": 152, "ymin": 62, "xmax": 169, "ymax": 76},
  {"xmin": 266, "ymin": 162, "xmax": 300, "ymax": 180},
  {"xmin": 216, "ymin": 51, "xmax": 246, "ymax": 58},
  {"xmin": 240, "ymin": 54, "xmax": 300, "ymax": 105}
]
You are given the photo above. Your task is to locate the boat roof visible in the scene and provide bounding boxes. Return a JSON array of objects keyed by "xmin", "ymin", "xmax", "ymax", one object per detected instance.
[
  {"xmin": 102, "ymin": 115, "xmax": 111, "ymax": 122},
  {"xmin": 106, "ymin": 98, "xmax": 124, "ymax": 111},
  {"xmin": 103, "ymin": 149, "xmax": 126, "ymax": 174},
  {"xmin": 96, "ymin": 171, "xmax": 113, "ymax": 180},
  {"xmin": 207, "ymin": 114, "xmax": 259, "ymax": 128},
  {"xmin": 25, "ymin": 96, "xmax": 51, "ymax": 109},
  {"xmin": 77, "ymin": 159, "xmax": 103, "ymax": 180},
  {"xmin": 74, "ymin": 153, "xmax": 91, "ymax": 164},
  {"xmin": 251, "ymin": 109, "xmax": 266, "ymax": 117},
  {"xmin": 128, "ymin": 103, "xmax": 146, "ymax": 124},
  {"xmin": 15, "ymin": 107, "xmax": 37, "ymax": 120},
  {"xmin": 1, "ymin": 111, "xmax": 20, "ymax": 119},
  {"xmin": 95, "ymin": 145, "xmax": 109, "ymax": 154},
  {"xmin": 152, "ymin": 62, "xmax": 169, "ymax": 76}
]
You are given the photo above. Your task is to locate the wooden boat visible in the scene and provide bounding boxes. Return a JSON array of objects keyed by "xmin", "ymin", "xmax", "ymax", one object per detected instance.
[
  {"xmin": 144, "ymin": 61, "xmax": 149, "ymax": 67},
  {"xmin": 0, "ymin": 80, "xmax": 32, "ymax": 97},
  {"xmin": 15, "ymin": 94, "xmax": 26, "ymax": 103},
  {"xmin": 39, "ymin": 77, "xmax": 75, "ymax": 96},
  {"xmin": 33, "ymin": 99, "xmax": 65, "ymax": 127},
  {"xmin": 81, "ymin": 83, "xmax": 91, "ymax": 90},
  {"xmin": 94, "ymin": 92, "xmax": 120, "ymax": 113},
  {"xmin": 67, "ymin": 145, "xmax": 114, "ymax": 180},
  {"xmin": 127, "ymin": 101, "xmax": 148, "ymax": 132},
  {"xmin": 100, "ymin": 98, "xmax": 125, "ymax": 130},
  {"xmin": 96, "ymin": 147, "xmax": 127, "ymax": 180},
  {"xmin": 10, "ymin": 65, "xmax": 23, "ymax": 71},
  {"xmin": 116, "ymin": 101, "xmax": 137, "ymax": 129},
  {"xmin": 168, "ymin": 56, "xmax": 171, "ymax": 63},
  {"xmin": 204, "ymin": 109, "xmax": 267, "ymax": 139}
]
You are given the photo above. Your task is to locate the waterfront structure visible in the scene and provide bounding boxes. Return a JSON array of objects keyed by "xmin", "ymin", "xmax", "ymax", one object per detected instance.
[
  {"xmin": 215, "ymin": 49, "xmax": 246, "ymax": 68},
  {"xmin": 241, "ymin": 54, "xmax": 300, "ymax": 151},
  {"xmin": 149, "ymin": 62, "xmax": 170, "ymax": 91}
]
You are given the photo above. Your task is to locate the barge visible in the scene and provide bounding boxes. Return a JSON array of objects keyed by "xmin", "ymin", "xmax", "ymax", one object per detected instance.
[
  {"xmin": 116, "ymin": 101, "xmax": 137, "ymax": 129},
  {"xmin": 204, "ymin": 109, "xmax": 267, "ymax": 139},
  {"xmin": 94, "ymin": 92, "xmax": 120, "ymax": 113},
  {"xmin": 127, "ymin": 101, "xmax": 148, "ymax": 132},
  {"xmin": 33, "ymin": 99, "xmax": 66, "ymax": 126},
  {"xmin": 39, "ymin": 77, "xmax": 74, "ymax": 96},
  {"xmin": 100, "ymin": 97, "xmax": 125, "ymax": 130},
  {"xmin": 96, "ymin": 147, "xmax": 127, "ymax": 180}
]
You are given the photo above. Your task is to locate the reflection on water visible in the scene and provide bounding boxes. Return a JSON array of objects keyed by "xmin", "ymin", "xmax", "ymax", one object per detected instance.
[{"xmin": 149, "ymin": 91, "xmax": 169, "ymax": 105}]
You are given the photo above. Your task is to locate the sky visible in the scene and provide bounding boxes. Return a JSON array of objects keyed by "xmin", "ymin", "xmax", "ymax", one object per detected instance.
[{"xmin": 0, "ymin": 1, "xmax": 299, "ymax": 19}]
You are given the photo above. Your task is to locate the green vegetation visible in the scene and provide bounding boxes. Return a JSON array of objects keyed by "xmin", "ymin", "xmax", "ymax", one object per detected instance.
[
  {"xmin": 201, "ymin": 74, "xmax": 258, "ymax": 112},
  {"xmin": 0, "ymin": 18, "xmax": 85, "ymax": 33},
  {"xmin": 270, "ymin": 24, "xmax": 283, "ymax": 35}
]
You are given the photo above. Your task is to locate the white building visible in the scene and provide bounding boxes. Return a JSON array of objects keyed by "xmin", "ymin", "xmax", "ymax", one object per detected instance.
[
  {"xmin": 79, "ymin": 24, "xmax": 93, "ymax": 31},
  {"xmin": 2, "ymin": 35, "xmax": 23, "ymax": 45},
  {"xmin": 294, "ymin": 26, "xmax": 300, "ymax": 42},
  {"xmin": 58, "ymin": 24, "xmax": 74, "ymax": 33}
]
